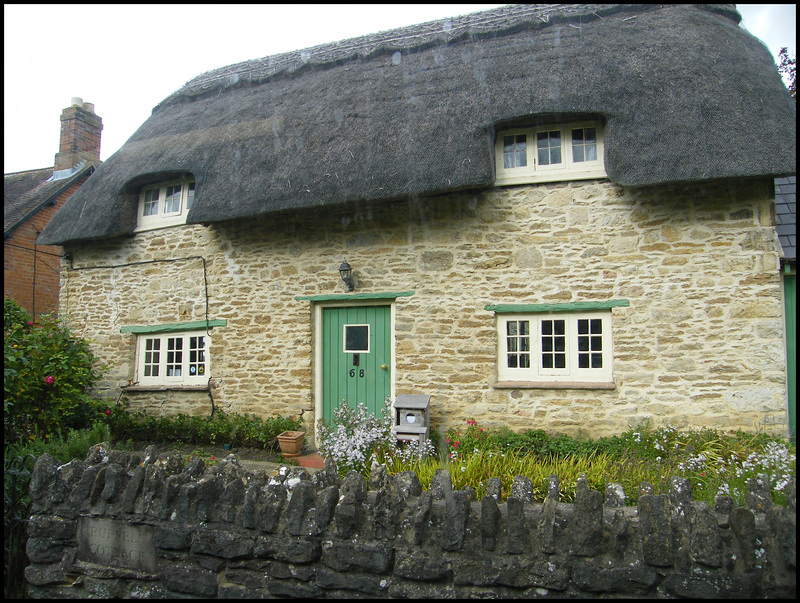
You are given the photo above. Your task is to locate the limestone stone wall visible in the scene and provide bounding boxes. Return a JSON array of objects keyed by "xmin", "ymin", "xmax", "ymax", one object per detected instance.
[
  {"xmin": 60, "ymin": 177, "xmax": 788, "ymax": 439},
  {"xmin": 24, "ymin": 448, "xmax": 797, "ymax": 598}
]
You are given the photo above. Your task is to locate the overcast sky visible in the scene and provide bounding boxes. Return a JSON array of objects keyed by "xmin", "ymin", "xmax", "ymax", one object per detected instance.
[{"xmin": 3, "ymin": 4, "xmax": 796, "ymax": 175}]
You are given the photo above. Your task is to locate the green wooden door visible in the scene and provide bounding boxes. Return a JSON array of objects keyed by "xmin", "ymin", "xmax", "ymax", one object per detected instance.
[
  {"xmin": 784, "ymin": 273, "xmax": 796, "ymax": 443},
  {"xmin": 321, "ymin": 306, "xmax": 391, "ymax": 423}
]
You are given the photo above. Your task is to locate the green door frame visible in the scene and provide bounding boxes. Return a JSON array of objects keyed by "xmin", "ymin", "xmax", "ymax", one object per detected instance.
[
  {"xmin": 783, "ymin": 270, "xmax": 796, "ymax": 443},
  {"xmin": 313, "ymin": 300, "xmax": 396, "ymax": 446}
]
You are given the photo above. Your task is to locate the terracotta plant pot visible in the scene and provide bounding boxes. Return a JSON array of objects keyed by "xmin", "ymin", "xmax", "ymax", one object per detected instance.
[{"xmin": 277, "ymin": 430, "xmax": 305, "ymax": 457}]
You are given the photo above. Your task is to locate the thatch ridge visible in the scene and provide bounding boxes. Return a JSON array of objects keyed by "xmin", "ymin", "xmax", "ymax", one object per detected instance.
[{"xmin": 37, "ymin": 4, "xmax": 794, "ymax": 246}]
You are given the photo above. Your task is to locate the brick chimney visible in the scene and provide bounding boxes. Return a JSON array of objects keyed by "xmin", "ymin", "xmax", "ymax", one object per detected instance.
[{"xmin": 53, "ymin": 97, "xmax": 103, "ymax": 172}]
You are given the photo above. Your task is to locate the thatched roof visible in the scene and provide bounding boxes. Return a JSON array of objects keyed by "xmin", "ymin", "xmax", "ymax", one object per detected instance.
[{"xmin": 38, "ymin": 4, "xmax": 796, "ymax": 246}]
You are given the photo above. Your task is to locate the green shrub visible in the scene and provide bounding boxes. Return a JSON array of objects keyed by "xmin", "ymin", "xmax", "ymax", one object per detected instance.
[
  {"xmin": 318, "ymin": 398, "xmax": 436, "ymax": 477},
  {"xmin": 4, "ymin": 299, "xmax": 107, "ymax": 446},
  {"xmin": 423, "ymin": 419, "xmax": 795, "ymax": 506},
  {"xmin": 105, "ymin": 399, "xmax": 302, "ymax": 450},
  {"xmin": 4, "ymin": 421, "xmax": 112, "ymax": 465}
]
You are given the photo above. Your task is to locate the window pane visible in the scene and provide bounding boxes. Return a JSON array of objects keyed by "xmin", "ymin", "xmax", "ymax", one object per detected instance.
[
  {"xmin": 143, "ymin": 338, "xmax": 160, "ymax": 377},
  {"xmin": 186, "ymin": 182, "xmax": 196, "ymax": 210},
  {"xmin": 164, "ymin": 185, "xmax": 182, "ymax": 214},
  {"xmin": 503, "ymin": 136, "xmax": 515, "ymax": 169},
  {"xmin": 143, "ymin": 189, "xmax": 159, "ymax": 216},
  {"xmin": 344, "ymin": 325, "xmax": 369, "ymax": 352},
  {"xmin": 515, "ymin": 135, "xmax": 527, "ymax": 167},
  {"xmin": 572, "ymin": 127, "xmax": 598, "ymax": 163},
  {"xmin": 550, "ymin": 146, "xmax": 561, "ymax": 164},
  {"xmin": 505, "ymin": 320, "xmax": 530, "ymax": 370},
  {"xmin": 189, "ymin": 335, "xmax": 206, "ymax": 376},
  {"xmin": 503, "ymin": 135, "xmax": 527, "ymax": 169},
  {"xmin": 538, "ymin": 148, "xmax": 550, "ymax": 166},
  {"xmin": 541, "ymin": 319, "xmax": 566, "ymax": 371},
  {"xmin": 166, "ymin": 337, "xmax": 183, "ymax": 376}
]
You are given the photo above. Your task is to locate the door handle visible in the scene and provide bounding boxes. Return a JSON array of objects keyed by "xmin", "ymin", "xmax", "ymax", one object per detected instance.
[{"xmin": 381, "ymin": 364, "xmax": 387, "ymax": 370}]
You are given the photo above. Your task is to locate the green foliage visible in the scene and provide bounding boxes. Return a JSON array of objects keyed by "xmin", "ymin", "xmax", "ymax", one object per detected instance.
[
  {"xmin": 105, "ymin": 399, "xmax": 302, "ymax": 450},
  {"xmin": 5, "ymin": 422, "xmax": 112, "ymax": 465},
  {"xmin": 318, "ymin": 398, "xmax": 436, "ymax": 478},
  {"xmin": 405, "ymin": 419, "xmax": 796, "ymax": 506},
  {"xmin": 4, "ymin": 299, "xmax": 107, "ymax": 446},
  {"xmin": 779, "ymin": 47, "xmax": 796, "ymax": 101},
  {"xmin": 317, "ymin": 398, "xmax": 397, "ymax": 477}
]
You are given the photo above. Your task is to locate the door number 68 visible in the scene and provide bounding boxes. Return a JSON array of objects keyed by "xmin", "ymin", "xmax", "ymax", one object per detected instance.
[{"xmin": 349, "ymin": 369, "xmax": 365, "ymax": 378}]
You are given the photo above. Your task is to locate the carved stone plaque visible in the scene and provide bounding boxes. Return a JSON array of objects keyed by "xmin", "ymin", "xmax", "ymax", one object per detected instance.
[{"xmin": 77, "ymin": 518, "xmax": 156, "ymax": 573}]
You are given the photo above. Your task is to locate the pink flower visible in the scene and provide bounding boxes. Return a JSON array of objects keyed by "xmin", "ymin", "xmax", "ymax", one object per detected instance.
[
  {"xmin": 44, "ymin": 376, "xmax": 55, "ymax": 385},
  {"xmin": 104, "ymin": 410, "xmax": 112, "ymax": 416},
  {"xmin": 27, "ymin": 321, "xmax": 34, "ymax": 326}
]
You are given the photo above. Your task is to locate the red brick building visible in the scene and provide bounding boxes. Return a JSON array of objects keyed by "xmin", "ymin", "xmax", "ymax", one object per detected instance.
[{"xmin": 4, "ymin": 98, "xmax": 102, "ymax": 318}]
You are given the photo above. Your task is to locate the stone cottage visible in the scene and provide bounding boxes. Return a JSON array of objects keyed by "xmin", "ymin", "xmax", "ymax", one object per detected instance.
[{"xmin": 37, "ymin": 4, "xmax": 796, "ymax": 443}]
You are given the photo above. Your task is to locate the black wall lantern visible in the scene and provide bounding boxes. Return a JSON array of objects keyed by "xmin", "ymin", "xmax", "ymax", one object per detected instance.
[{"xmin": 339, "ymin": 259, "xmax": 355, "ymax": 291}]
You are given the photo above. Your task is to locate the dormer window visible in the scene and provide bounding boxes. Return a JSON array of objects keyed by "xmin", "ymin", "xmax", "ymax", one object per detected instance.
[
  {"xmin": 495, "ymin": 122, "xmax": 606, "ymax": 185},
  {"xmin": 135, "ymin": 177, "xmax": 195, "ymax": 232}
]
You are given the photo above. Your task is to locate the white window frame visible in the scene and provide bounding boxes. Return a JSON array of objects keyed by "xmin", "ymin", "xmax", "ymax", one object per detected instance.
[
  {"xmin": 135, "ymin": 177, "xmax": 196, "ymax": 232},
  {"xmin": 135, "ymin": 330, "xmax": 210, "ymax": 386},
  {"xmin": 495, "ymin": 121, "xmax": 606, "ymax": 185},
  {"xmin": 496, "ymin": 311, "xmax": 613, "ymax": 383}
]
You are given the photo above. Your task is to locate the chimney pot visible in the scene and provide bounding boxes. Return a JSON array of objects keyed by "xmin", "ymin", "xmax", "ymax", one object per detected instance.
[{"xmin": 70, "ymin": 96, "xmax": 83, "ymax": 107}]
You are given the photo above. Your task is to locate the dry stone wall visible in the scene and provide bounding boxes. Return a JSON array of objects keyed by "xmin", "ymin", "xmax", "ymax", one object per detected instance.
[
  {"xmin": 59, "ymin": 177, "xmax": 788, "ymax": 439},
  {"xmin": 25, "ymin": 447, "xmax": 796, "ymax": 598}
]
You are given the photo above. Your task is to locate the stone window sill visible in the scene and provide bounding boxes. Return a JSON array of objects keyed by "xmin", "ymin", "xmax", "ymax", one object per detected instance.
[
  {"xmin": 122, "ymin": 385, "xmax": 209, "ymax": 392},
  {"xmin": 493, "ymin": 380, "xmax": 616, "ymax": 390}
]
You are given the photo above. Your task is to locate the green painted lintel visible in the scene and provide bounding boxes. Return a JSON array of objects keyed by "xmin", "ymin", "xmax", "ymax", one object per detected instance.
[
  {"xmin": 485, "ymin": 299, "xmax": 630, "ymax": 313},
  {"xmin": 121, "ymin": 319, "xmax": 227, "ymax": 334},
  {"xmin": 295, "ymin": 291, "xmax": 415, "ymax": 302}
]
